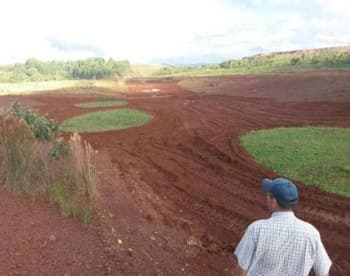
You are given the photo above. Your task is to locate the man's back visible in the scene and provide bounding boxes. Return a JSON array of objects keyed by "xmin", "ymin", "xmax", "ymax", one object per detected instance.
[{"xmin": 235, "ymin": 211, "xmax": 331, "ymax": 276}]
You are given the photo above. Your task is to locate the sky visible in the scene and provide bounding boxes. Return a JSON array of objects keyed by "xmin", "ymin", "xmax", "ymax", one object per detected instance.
[{"xmin": 0, "ymin": 0, "xmax": 349, "ymax": 65}]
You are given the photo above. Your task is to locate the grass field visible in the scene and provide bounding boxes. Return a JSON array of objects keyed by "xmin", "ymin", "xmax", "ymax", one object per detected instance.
[
  {"xmin": 2, "ymin": 65, "xmax": 350, "ymax": 96},
  {"xmin": 61, "ymin": 109, "xmax": 153, "ymax": 132},
  {"xmin": 75, "ymin": 100, "xmax": 127, "ymax": 108},
  {"xmin": 130, "ymin": 64, "xmax": 161, "ymax": 78},
  {"xmin": 156, "ymin": 64, "xmax": 350, "ymax": 78},
  {"xmin": 0, "ymin": 79, "xmax": 128, "ymax": 95},
  {"xmin": 241, "ymin": 127, "xmax": 350, "ymax": 197}
]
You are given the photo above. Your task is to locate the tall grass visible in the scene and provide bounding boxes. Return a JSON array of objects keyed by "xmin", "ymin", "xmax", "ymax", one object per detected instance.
[
  {"xmin": 50, "ymin": 133, "xmax": 97, "ymax": 225},
  {"xmin": 0, "ymin": 102, "xmax": 98, "ymax": 225},
  {"xmin": 0, "ymin": 109, "xmax": 47, "ymax": 194},
  {"xmin": 69, "ymin": 132, "xmax": 96, "ymax": 203}
]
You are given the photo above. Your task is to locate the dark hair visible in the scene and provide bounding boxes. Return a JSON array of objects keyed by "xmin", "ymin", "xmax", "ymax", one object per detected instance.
[
  {"xmin": 269, "ymin": 193, "xmax": 294, "ymax": 209},
  {"xmin": 276, "ymin": 199, "xmax": 293, "ymax": 209}
]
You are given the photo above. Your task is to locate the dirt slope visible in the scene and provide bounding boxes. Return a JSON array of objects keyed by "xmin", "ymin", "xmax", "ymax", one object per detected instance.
[{"xmin": 0, "ymin": 71, "xmax": 349, "ymax": 275}]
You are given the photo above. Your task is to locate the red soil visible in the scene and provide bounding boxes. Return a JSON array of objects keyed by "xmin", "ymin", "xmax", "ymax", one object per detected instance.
[{"xmin": 1, "ymin": 71, "xmax": 350, "ymax": 275}]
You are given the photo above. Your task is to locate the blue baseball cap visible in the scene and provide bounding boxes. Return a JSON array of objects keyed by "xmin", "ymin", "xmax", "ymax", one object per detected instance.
[{"xmin": 262, "ymin": 178, "xmax": 298, "ymax": 208}]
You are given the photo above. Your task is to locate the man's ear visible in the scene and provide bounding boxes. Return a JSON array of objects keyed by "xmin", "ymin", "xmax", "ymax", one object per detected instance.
[{"xmin": 271, "ymin": 197, "xmax": 278, "ymax": 209}]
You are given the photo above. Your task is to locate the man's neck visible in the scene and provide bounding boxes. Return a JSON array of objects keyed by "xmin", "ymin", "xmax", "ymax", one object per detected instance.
[
  {"xmin": 271, "ymin": 209, "xmax": 295, "ymax": 217},
  {"xmin": 273, "ymin": 206, "xmax": 293, "ymax": 212}
]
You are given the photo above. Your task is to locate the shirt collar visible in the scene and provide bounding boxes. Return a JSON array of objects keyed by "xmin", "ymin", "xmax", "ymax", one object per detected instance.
[{"xmin": 271, "ymin": 211, "xmax": 295, "ymax": 218}]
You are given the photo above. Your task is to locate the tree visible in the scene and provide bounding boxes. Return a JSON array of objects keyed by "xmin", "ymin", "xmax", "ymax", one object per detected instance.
[{"xmin": 25, "ymin": 58, "xmax": 44, "ymax": 73}]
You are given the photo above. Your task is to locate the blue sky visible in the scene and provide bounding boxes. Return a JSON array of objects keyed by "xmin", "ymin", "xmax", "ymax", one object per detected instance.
[{"xmin": 0, "ymin": 0, "xmax": 349, "ymax": 64}]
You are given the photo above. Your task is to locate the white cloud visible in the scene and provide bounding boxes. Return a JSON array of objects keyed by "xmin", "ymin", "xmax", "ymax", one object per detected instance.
[
  {"xmin": 319, "ymin": 0, "xmax": 350, "ymax": 15},
  {"xmin": 0, "ymin": 0, "xmax": 349, "ymax": 64}
]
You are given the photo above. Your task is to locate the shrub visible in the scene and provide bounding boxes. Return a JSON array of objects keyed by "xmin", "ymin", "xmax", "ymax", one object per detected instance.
[
  {"xmin": 6, "ymin": 101, "xmax": 58, "ymax": 142},
  {"xmin": 48, "ymin": 138, "xmax": 69, "ymax": 160}
]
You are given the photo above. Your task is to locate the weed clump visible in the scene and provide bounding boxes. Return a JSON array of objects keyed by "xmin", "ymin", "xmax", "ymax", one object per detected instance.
[
  {"xmin": 0, "ymin": 109, "xmax": 45, "ymax": 194},
  {"xmin": 0, "ymin": 102, "xmax": 98, "ymax": 225},
  {"xmin": 50, "ymin": 133, "xmax": 97, "ymax": 225}
]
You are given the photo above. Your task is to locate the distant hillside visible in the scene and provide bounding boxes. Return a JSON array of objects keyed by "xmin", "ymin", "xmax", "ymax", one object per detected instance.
[
  {"xmin": 220, "ymin": 46, "xmax": 350, "ymax": 69},
  {"xmin": 155, "ymin": 46, "xmax": 350, "ymax": 77},
  {"xmin": 258, "ymin": 46, "xmax": 350, "ymax": 56},
  {"xmin": 2, "ymin": 47, "xmax": 350, "ymax": 82}
]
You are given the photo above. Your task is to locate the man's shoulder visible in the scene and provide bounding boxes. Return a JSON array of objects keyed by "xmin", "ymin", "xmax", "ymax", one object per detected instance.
[
  {"xmin": 294, "ymin": 216, "xmax": 320, "ymax": 236},
  {"xmin": 246, "ymin": 218, "xmax": 270, "ymax": 231},
  {"xmin": 248, "ymin": 214, "xmax": 320, "ymax": 236}
]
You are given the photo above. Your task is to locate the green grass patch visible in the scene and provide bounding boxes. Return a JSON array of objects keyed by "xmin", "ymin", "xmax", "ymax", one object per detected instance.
[
  {"xmin": 75, "ymin": 100, "xmax": 127, "ymax": 108},
  {"xmin": 241, "ymin": 127, "xmax": 350, "ymax": 197},
  {"xmin": 61, "ymin": 109, "xmax": 153, "ymax": 132}
]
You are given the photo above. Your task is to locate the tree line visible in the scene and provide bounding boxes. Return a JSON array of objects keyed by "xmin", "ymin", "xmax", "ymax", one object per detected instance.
[{"xmin": 0, "ymin": 58, "xmax": 131, "ymax": 82}]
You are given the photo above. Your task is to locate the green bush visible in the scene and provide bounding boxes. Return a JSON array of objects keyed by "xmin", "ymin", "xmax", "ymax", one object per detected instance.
[
  {"xmin": 48, "ymin": 138, "xmax": 69, "ymax": 160},
  {"xmin": 6, "ymin": 101, "xmax": 58, "ymax": 142}
]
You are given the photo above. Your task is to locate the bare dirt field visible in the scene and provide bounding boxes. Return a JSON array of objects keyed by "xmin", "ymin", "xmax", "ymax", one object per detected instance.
[{"xmin": 1, "ymin": 71, "xmax": 350, "ymax": 275}]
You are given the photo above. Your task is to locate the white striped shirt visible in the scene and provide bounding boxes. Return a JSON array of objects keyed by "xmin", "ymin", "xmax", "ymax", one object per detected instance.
[{"xmin": 234, "ymin": 211, "xmax": 332, "ymax": 276}]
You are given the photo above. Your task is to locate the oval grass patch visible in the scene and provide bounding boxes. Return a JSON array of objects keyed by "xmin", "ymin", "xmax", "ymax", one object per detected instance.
[
  {"xmin": 61, "ymin": 109, "xmax": 153, "ymax": 132},
  {"xmin": 241, "ymin": 127, "xmax": 350, "ymax": 197},
  {"xmin": 75, "ymin": 100, "xmax": 127, "ymax": 108}
]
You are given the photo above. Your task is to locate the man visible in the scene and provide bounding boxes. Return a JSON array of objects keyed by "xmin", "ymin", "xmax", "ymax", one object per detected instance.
[{"xmin": 234, "ymin": 178, "xmax": 332, "ymax": 276}]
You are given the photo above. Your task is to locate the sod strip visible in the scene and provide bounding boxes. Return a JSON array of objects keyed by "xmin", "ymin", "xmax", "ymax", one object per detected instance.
[
  {"xmin": 61, "ymin": 109, "xmax": 153, "ymax": 132},
  {"xmin": 75, "ymin": 100, "xmax": 127, "ymax": 108},
  {"xmin": 241, "ymin": 127, "xmax": 350, "ymax": 197}
]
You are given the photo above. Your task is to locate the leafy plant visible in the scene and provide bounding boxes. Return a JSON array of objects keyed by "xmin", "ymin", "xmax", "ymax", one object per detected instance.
[
  {"xmin": 48, "ymin": 138, "xmax": 69, "ymax": 160},
  {"xmin": 6, "ymin": 101, "xmax": 58, "ymax": 142}
]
